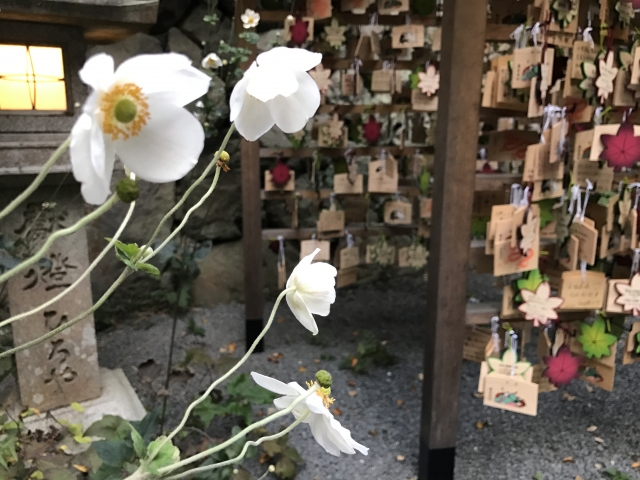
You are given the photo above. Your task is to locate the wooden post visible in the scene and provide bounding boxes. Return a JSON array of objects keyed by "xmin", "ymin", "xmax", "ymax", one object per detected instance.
[
  {"xmin": 235, "ymin": 0, "xmax": 264, "ymax": 352},
  {"xmin": 419, "ymin": 0, "xmax": 487, "ymax": 478},
  {"xmin": 241, "ymin": 139, "xmax": 265, "ymax": 352}
]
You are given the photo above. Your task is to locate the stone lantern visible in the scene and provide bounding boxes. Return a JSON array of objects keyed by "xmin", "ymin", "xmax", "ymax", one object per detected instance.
[{"xmin": 0, "ymin": 0, "xmax": 158, "ymax": 417}]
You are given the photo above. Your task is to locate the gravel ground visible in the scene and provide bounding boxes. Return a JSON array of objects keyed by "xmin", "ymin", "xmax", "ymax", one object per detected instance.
[{"xmin": 97, "ymin": 274, "xmax": 640, "ymax": 480}]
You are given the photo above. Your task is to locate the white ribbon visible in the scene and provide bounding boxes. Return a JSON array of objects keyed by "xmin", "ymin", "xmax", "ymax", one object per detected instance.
[
  {"xmin": 558, "ymin": 107, "xmax": 567, "ymax": 156},
  {"xmin": 345, "ymin": 230, "xmax": 354, "ymax": 248},
  {"xmin": 531, "ymin": 22, "xmax": 541, "ymax": 47},
  {"xmin": 594, "ymin": 106, "xmax": 604, "ymax": 126},
  {"xmin": 510, "ymin": 184, "xmax": 522, "ymax": 206},
  {"xmin": 581, "ymin": 179, "xmax": 593, "ymax": 222},
  {"xmin": 582, "ymin": 27, "xmax": 595, "ymax": 48},
  {"xmin": 580, "ymin": 260, "xmax": 587, "ymax": 281},
  {"xmin": 510, "ymin": 333, "xmax": 519, "ymax": 376},
  {"xmin": 541, "ymin": 105, "xmax": 562, "ymax": 143},
  {"xmin": 277, "ymin": 235, "xmax": 285, "ymax": 265},
  {"xmin": 491, "ymin": 316, "xmax": 500, "ymax": 354},
  {"xmin": 568, "ymin": 184, "xmax": 582, "ymax": 219},
  {"xmin": 510, "ymin": 24, "xmax": 527, "ymax": 49},
  {"xmin": 521, "ymin": 186, "xmax": 530, "ymax": 206}
]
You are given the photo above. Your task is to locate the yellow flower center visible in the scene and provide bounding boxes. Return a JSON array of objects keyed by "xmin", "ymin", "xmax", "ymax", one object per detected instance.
[
  {"xmin": 100, "ymin": 83, "xmax": 150, "ymax": 140},
  {"xmin": 307, "ymin": 381, "xmax": 335, "ymax": 409}
]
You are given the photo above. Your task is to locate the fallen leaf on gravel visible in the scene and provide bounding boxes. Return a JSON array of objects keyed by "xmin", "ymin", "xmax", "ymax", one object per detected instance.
[
  {"xmin": 562, "ymin": 392, "xmax": 576, "ymax": 401},
  {"xmin": 632, "ymin": 462, "xmax": 640, "ymax": 469},
  {"xmin": 332, "ymin": 407, "xmax": 342, "ymax": 416},
  {"xmin": 268, "ymin": 352, "xmax": 284, "ymax": 363},
  {"xmin": 585, "ymin": 384, "xmax": 594, "ymax": 393},
  {"xmin": 227, "ymin": 342, "xmax": 237, "ymax": 353},
  {"xmin": 575, "ymin": 477, "xmax": 584, "ymax": 480},
  {"xmin": 351, "ymin": 357, "xmax": 358, "ymax": 367},
  {"xmin": 156, "ymin": 388, "xmax": 170, "ymax": 397},
  {"xmin": 595, "ymin": 463, "xmax": 603, "ymax": 469},
  {"xmin": 369, "ymin": 430, "xmax": 377, "ymax": 436},
  {"xmin": 396, "ymin": 455, "xmax": 406, "ymax": 462},
  {"xmin": 396, "ymin": 399, "xmax": 404, "ymax": 406},
  {"xmin": 594, "ymin": 437, "xmax": 604, "ymax": 443},
  {"xmin": 587, "ymin": 426, "xmax": 597, "ymax": 432},
  {"xmin": 259, "ymin": 452, "xmax": 270, "ymax": 464},
  {"xmin": 353, "ymin": 331, "xmax": 359, "ymax": 336},
  {"xmin": 473, "ymin": 392, "xmax": 483, "ymax": 399},
  {"xmin": 563, "ymin": 456, "xmax": 574, "ymax": 463},
  {"xmin": 298, "ymin": 366, "xmax": 307, "ymax": 373},
  {"xmin": 278, "ymin": 317, "xmax": 285, "ymax": 323},
  {"xmin": 476, "ymin": 422, "xmax": 485, "ymax": 429},
  {"xmin": 348, "ymin": 381, "xmax": 356, "ymax": 387},
  {"xmin": 381, "ymin": 340, "xmax": 388, "ymax": 346},
  {"xmin": 73, "ymin": 465, "xmax": 88, "ymax": 473},
  {"xmin": 348, "ymin": 390, "xmax": 357, "ymax": 397},
  {"xmin": 314, "ymin": 359, "xmax": 320, "ymax": 364},
  {"xmin": 418, "ymin": 373, "xmax": 424, "ymax": 381}
]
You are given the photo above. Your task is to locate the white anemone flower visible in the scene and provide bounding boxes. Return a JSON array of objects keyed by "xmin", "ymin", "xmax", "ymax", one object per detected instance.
[
  {"xmin": 201, "ymin": 52, "xmax": 223, "ymax": 69},
  {"xmin": 71, "ymin": 53, "xmax": 211, "ymax": 205},
  {"xmin": 251, "ymin": 372, "xmax": 368, "ymax": 457},
  {"xmin": 230, "ymin": 47, "xmax": 322, "ymax": 141},
  {"xmin": 286, "ymin": 248, "xmax": 336, "ymax": 335},
  {"xmin": 241, "ymin": 8, "xmax": 260, "ymax": 28}
]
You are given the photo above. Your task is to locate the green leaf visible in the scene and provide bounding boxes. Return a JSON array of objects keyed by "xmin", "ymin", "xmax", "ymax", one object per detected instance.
[
  {"xmin": 131, "ymin": 410, "xmax": 160, "ymax": 442},
  {"xmin": 238, "ymin": 32, "xmax": 260, "ymax": 44},
  {"xmin": 90, "ymin": 464, "xmax": 123, "ymax": 480},
  {"xmin": 70, "ymin": 402, "xmax": 84, "ymax": 413},
  {"xmin": 146, "ymin": 437, "xmax": 179, "ymax": 475},
  {"xmin": 186, "ymin": 318, "xmax": 205, "ymax": 337},
  {"xmin": 84, "ymin": 415, "xmax": 131, "ymax": 441},
  {"xmin": 131, "ymin": 428, "xmax": 146, "ymax": 459},
  {"xmin": 92, "ymin": 440, "xmax": 133, "ymax": 467},
  {"xmin": 418, "ymin": 167, "xmax": 431, "ymax": 196},
  {"xmin": 137, "ymin": 262, "xmax": 160, "ymax": 279},
  {"xmin": 534, "ymin": 199, "xmax": 555, "ymax": 228},
  {"xmin": 275, "ymin": 456, "xmax": 297, "ymax": 479},
  {"xmin": 282, "ymin": 445, "xmax": 303, "ymax": 463},
  {"xmin": 226, "ymin": 373, "xmax": 277, "ymax": 405},
  {"xmin": 578, "ymin": 318, "xmax": 617, "ymax": 359},
  {"xmin": 261, "ymin": 439, "xmax": 283, "ymax": 457},
  {"xmin": 177, "ymin": 347, "xmax": 215, "ymax": 369},
  {"xmin": 193, "ymin": 397, "xmax": 228, "ymax": 426},
  {"xmin": 636, "ymin": 332, "xmax": 640, "ymax": 354}
]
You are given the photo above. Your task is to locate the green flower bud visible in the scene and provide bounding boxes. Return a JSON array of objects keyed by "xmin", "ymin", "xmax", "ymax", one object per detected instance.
[
  {"xmin": 116, "ymin": 177, "xmax": 140, "ymax": 203},
  {"xmin": 315, "ymin": 370, "xmax": 332, "ymax": 389}
]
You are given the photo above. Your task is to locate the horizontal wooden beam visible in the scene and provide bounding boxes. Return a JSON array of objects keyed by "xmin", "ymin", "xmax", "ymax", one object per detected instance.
[
  {"xmin": 260, "ymin": 146, "xmax": 433, "ymax": 158},
  {"xmin": 261, "ymin": 185, "xmax": 420, "ymax": 200},
  {"xmin": 321, "ymin": 58, "xmax": 429, "ymax": 70},
  {"xmin": 262, "ymin": 224, "xmax": 417, "ymax": 240},
  {"xmin": 257, "ymin": 10, "xmax": 437, "ymax": 25}
]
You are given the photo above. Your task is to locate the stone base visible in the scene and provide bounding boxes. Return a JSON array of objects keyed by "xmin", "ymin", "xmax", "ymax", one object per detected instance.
[{"xmin": 6, "ymin": 368, "xmax": 146, "ymax": 433}]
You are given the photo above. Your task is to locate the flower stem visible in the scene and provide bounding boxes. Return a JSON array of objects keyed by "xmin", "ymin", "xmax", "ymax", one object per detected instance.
[
  {"xmin": 0, "ymin": 193, "xmax": 119, "ymax": 285},
  {"xmin": 136, "ymin": 123, "xmax": 235, "ymax": 262},
  {"xmin": 0, "ymin": 268, "xmax": 133, "ymax": 359},
  {"xmin": 0, "ymin": 137, "xmax": 70, "ymax": 221},
  {"xmin": 158, "ymin": 389, "xmax": 316, "ymax": 476},
  {"xmin": 0, "ymin": 199, "xmax": 136, "ymax": 329},
  {"xmin": 147, "ymin": 287, "xmax": 295, "ymax": 463},
  {"xmin": 144, "ymin": 165, "xmax": 221, "ymax": 263}
]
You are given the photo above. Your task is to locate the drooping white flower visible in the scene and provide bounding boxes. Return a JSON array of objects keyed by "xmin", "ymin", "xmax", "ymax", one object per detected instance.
[
  {"xmin": 202, "ymin": 52, "xmax": 223, "ymax": 69},
  {"xmin": 286, "ymin": 248, "xmax": 336, "ymax": 335},
  {"xmin": 241, "ymin": 8, "xmax": 260, "ymax": 29},
  {"xmin": 71, "ymin": 53, "xmax": 211, "ymax": 205},
  {"xmin": 230, "ymin": 47, "xmax": 322, "ymax": 141},
  {"xmin": 251, "ymin": 372, "xmax": 368, "ymax": 456}
]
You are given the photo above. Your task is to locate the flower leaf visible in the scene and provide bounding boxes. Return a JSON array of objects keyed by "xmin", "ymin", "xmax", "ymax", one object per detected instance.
[
  {"xmin": 146, "ymin": 437, "xmax": 179, "ymax": 475},
  {"xmin": 514, "ymin": 269, "xmax": 547, "ymax": 303},
  {"xmin": 137, "ymin": 262, "xmax": 160, "ymax": 279},
  {"xmin": 578, "ymin": 318, "xmax": 617, "ymax": 358},
  {"xmin": 131, "ymin": 428, "xmax": 146, "ymax": 459}
]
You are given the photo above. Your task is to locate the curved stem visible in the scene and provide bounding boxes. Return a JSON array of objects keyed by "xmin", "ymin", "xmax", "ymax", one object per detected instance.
[
  {"xmin": 0, "ymin": 268, "xmax": 133, "ymax": 359},
  {"xmin": 145, "ymin": 166, "xmax": 221, "ymax": 263},
  {"xmin": 0, "ymin": 193, "xmax": 119, "ymax": 285},
  {"xmin": 0, "ymin": 137, "xmax": 71, "ymax": 221},
  {"xmin": 148, "ymin": 287, "xmax": 294, "ymax": 463},
  {"xmin": 136, "ymin": 123, "xmax": 235, "ymax": 262},
  {"xmin": 0, "ymin": 199, "xmax": 137, "ymax": 329},
  {"xmin": 159, "ymin": 390, "xmax": 315, "ymax": 476}
]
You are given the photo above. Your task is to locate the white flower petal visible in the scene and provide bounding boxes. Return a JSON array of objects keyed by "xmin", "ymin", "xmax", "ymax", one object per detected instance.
[
  {"xmin": 246, "ymin": 67, "xmax": 297, "ymax": 102},
  {"xmin": 269, "ymin": 95, "xmax": 311, "ymax": 133},
  {"xmin": 251, "ymin": 372, "xmax": 300, "ymax": 396},
  {"xmin": 70, "ymin": 114, "xmax": 114, "ymax": 205},
  {"xmin": 289, "ymin": 70, "xmax": 321, "ymax": 117},
  {"xmin": 286, "ymin": 248, "xmax": 319, "ymax": 288},
  {"xmin": 308, "ymin": 415, "xmax": 342, "ymax": 456},
  {"xmin": 79, "ymin": 54, "xmax": 114, "ymax": 91},
  {"xmin": 230, "ymin": 65, "xmax": 253, "ymax": 122},
  {"xmin": 234, "ymin": 94, "xmax": 275, "ymax": 141},
  {"xmin": 286, "ymin": 291, "xmax": 319, "ymax": 335},
  {"xmin": 116, "ymin": 53, "xmax": 209, "ymax": 106},
  {"xmin": 113, "ymin": 100, "xmax": 203, "ymax": 182},
  {"xmin": 257, "ymin": 47, "xmax": 322, "ymax": 72},
  {"xmin": 325, "ymin": 416, "xmax": 369, "ymax": 455}
]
